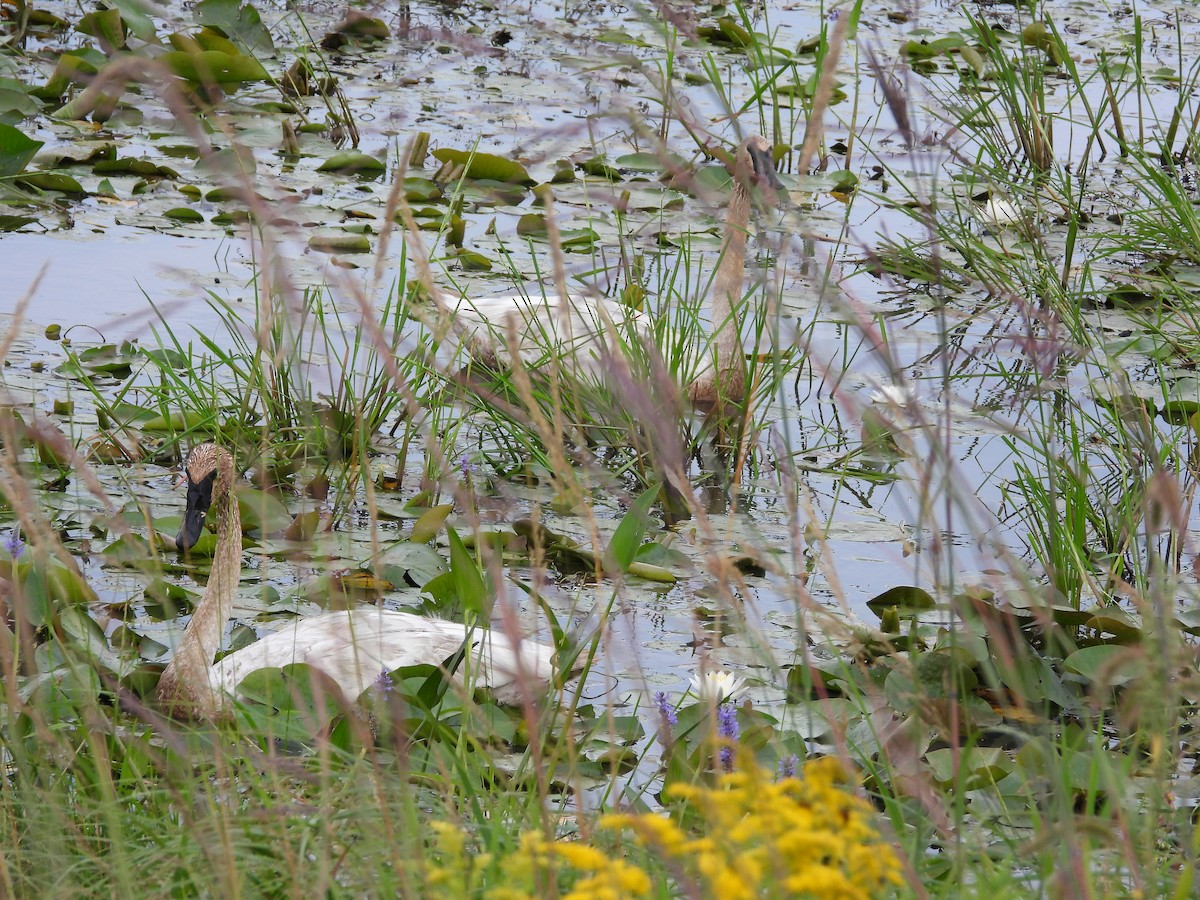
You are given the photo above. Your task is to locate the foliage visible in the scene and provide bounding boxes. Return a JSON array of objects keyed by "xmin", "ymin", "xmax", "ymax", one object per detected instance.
[
  {"xmin": 422, "ymin": 758, "xmax": 903, "ymax": 900},
  {"xmin": 3, "ymin": 0, "xmax": 1200, "ymax": 895}
]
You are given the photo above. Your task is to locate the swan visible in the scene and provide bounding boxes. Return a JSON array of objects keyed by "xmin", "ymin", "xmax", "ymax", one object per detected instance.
[
  {"xmin": 155, "ymin": 443, "xmax": 563, "ymax": 720},
  {"xmin": 435, "ymin": 134, "xmax": 782, "ymax": 408}
]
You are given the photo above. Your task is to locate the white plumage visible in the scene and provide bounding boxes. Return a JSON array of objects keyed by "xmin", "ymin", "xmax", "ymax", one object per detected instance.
[
  {"xmin": 208, "ymin": 608, "xmax": 554, "ymax": 707},
  {"xmin": 442, "ymin": 290, "xmax": 643, "ymax": 377}
]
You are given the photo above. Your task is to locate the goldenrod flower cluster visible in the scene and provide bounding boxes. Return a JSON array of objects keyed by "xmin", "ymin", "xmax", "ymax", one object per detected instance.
[
  {"xmin": 603, "ymin": 757, "xmax": 904, "ymax": 899},
  {"xmin": 424, "ymin": 757, "xmax": 903, "ymax": 899}
]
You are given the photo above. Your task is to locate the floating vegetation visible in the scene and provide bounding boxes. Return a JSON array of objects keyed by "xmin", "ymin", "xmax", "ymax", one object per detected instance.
[{"xmin": 0, "ymin": 0, "xmax": 1199, "ymax": 894}]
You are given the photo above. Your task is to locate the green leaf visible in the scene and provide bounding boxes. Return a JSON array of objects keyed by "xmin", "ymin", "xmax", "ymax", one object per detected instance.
[
  {"xmin": 317, "ymin": 152, "xmax": 385, "ymax": 175},
  {"xmin": 415, "ymin": 651, "xmax": 459, "ymax": 709},
  {"xmin": 0, "ymin": 123, "xmax": 42, "ymax": 178},
  {"xmin": 160, "ymin": 49, "xmax": 269, "ymax": 85},
  {"xmin": 235, "ymin": 486, "xmax": 293, "ymax": 536},
  {"xmin": 446, "ymin": 527, "xmax": 487, "ymax": 617},
  {"xmin": 455, "ymin": 250, "xmax": 493, "ymax": 271},
  {"xmin": 614, "ymin": 151, "xmax": 687, "ymax": 173},
  {"xmin": 607, "ymin": 484, "xmax": 660, "ymax": 572},
  {"xmin": 163, "ymin": 207, "xmax": 205, "ymax": 222},
  {"xmin": 77, "ymin": 8, "xmax": 127, "ymax": 50},
  {"xmin": 0, "ymin": 216, "xmax": 37, "ymax": 232},
  {"xmin": 15, "ymin": 173, "xmax": 85, "ymax": 194},
  {"xmin": 308, "ymin": 233, "xmax": 372, "ymax": 253},
  {"xmin": 1063, "ymin": 645, "xmax": 1144, "ymax": 687},
  {"xmin": 104, "ymin": 0, "xmax": 158, "ymax": 42},
  {"xmin": 865, "ymin": 585, "xmax": 936, "ymax": 615},
  {"xmin": 408, "ymin": 504, "xmax": 452, "ymax": 544},
  {"xmin": 431, "ymin": 147, "xmax": 534, "ymax": 185},
  {"xmin": 195, "ymin": 0, "xmax": 275, "ymax": 54},
  {"xmin": 516, "ymin": 213, "xmax": 547, "ymax": 236}
]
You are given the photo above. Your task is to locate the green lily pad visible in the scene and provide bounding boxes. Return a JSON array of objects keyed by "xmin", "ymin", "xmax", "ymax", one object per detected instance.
[
  {"xmin": 0, "ymin": 122, "xmax": 42, "ymax": 178},
  {"xmin": 308, "ymin": 233, "xmax": 372, "ymax": 253},
  {"xmin": 163, "ymin": 207, "xmax": 205, "ymax": 222},
  {"xmin": 318, "ymin": 152, "xmax": 386, "ymax": 175},
  {"xmin": 866, "ymin": 585, "xmax": 936, "ymax": 615},
  {"xmin": 431, "ymin": 147, "xmax": 534, "ymax": 185},
  {"xmin": 160, "ymin": 49, "xmax": 269, "ymax": 85},
  {"xmin": 1063, "ymin": 645, "xmax": 1144, "ymax": 687}
]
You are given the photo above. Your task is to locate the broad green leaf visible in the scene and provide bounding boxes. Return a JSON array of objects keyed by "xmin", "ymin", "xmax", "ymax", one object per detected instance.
[
  {"xmin": 317, "ymin": 152, "xmax": 385, "ymax": 174},
  {"xmin": 160, "ymin": 49, "xmax": 269, "ymax": 85},
  {"xmin": 408, "ymin": 504, "xmax": 452, "ymax": 544},
  {"xmin": 0, "ymin": 123, "xmax": 42, "ymax": 178},
  {"xmin": 0, "ymin": 216, "xmax": 37, "ymax": 232},
  {"xmin": 105, "ymin": 0, "xmax": 158, "ymax": 42},
  {"xmin": 77, "ymin": 8, "xmax": 127, "ymax": 50},
  {"xmin": 163, "ymin": 207, "xmax": 205, "ymax": 222},
  {"xmin": 308, "ymin": 233, "xmax": 372, "ymax": 253},
  {"xmin": 447, "ymin": 527, "xmax": 487, "ymax": 617},
  {"xmin": 432, "ymin": 147, "xmax": 534, "ymax": 185},
  {"xmin": 195, "ymin": 0, "xmax": 275, "ymax": 54},
  {"xmin": 614, "ymin": 151, "xmax": 687, "ymax": 173},
  {"xmin": 16, "ymin": 173, "xmax": 85, "ymax": 194},
  {"xmin": 865, "ymin": 585, "xmax": 936, "ymax": 615},
  {"xmin": 607, "ymin": 484, "xmax": 660, "ymax": 572},
  {"xmin": 1063, "ymin": 645, "xmax": 1144, "ymax": 687}
]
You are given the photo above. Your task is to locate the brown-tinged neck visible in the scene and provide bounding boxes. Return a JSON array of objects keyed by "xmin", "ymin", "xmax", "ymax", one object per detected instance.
[{"xmin": 157, "ymin": 471, "xmax": 240, "ymax": 719}]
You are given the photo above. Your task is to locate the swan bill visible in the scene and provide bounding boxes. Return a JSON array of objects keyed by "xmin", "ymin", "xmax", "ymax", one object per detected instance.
[
  {"xmin": 742, "ymin": 135, "xmax": 783, "ymax": 192},
  {"xmin": 177, "ymin": 468, "xmax": 216, "ymax": 551}
]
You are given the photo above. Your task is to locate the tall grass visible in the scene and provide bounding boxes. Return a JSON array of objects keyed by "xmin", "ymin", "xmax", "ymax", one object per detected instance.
[{"xmin": 4, "ymin": 0, "xmax": 1200, "ymax": 895}]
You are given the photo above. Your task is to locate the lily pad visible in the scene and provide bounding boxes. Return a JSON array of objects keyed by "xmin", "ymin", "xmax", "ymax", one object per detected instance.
[
  {"xmin": 431, "ymin": 148, "xmax": 534, "ymax": 185},
  {"xmin": 160, "ymin": 49, "xmax": 270, "ymax": 86},
  {"xmin": 0, "ymin": 123, "xmax": 41, "ymax": 178},
  {"xmin": 318, "ymin": 152, "xmax": 386, "ymax": 175}
]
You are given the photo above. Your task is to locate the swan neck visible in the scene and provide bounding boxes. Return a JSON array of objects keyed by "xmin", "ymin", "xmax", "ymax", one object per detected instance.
[
  {"xmin": 713, "ymin": 181, "xmax": 751, "ymax": 344},
  {"xmin": 687, "ymin": 179, "xmax": 752, "ymax": 407},
  {"xmin": 158, "ymin": 460, "xmax": 240, "ymax": 718}
]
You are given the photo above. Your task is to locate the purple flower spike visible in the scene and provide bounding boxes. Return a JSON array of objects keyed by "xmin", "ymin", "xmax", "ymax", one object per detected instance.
[
  {"xmin": 374, "ymin": 668, "xmax": 395, "ymax": 695},
  {"xmin": 654, "ymin": 691, "xmax": 677, "ymax": 732},
  {"xmin": 778, "ymin": 755, "xmax": 799, "ymax": 779},
  {"xmin": 3, "ymin": 530, "xmax": 24, "ymax": 560},
  {"xmin": 717, "ymin": 702, "xmax": 739, "ymax": 772}
]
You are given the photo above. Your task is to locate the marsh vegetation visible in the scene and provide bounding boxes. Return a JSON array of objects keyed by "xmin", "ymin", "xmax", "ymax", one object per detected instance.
[{"xmin": 0, "ymin": 0, "xmax": 1199, "ymax": 895}]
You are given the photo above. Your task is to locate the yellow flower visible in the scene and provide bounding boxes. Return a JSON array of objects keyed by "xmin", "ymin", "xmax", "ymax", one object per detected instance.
[
  {"xmin": 428, "ymin": 755, "xmax": 902, "ymax": 899},
  {"xmin": 601, "ymin": 756, "xmax": 903, "ymax": 898}
]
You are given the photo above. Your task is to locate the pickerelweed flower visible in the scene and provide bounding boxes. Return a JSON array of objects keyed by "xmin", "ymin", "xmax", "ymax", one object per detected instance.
[
  {"xmin": 717, "ymin": 702, "xmax": 739, "ymax": 771},
  {"xmin": 373, "ymin": 668, "xmax": 395, "ymax": 695},
  {"xmin": 688, "ymin": 669, "xmax": 746, "ymax": 703},
  {"xmin": 778, "ymin": 754, "xmax": 799, "ymax": 779},
  {"xmin": 653, "ymin": 691, "xmax": 677, "ymax": 733},
  {"xmin": 3, "ymin": 530, "xmax": 24, "ymax": 560}
]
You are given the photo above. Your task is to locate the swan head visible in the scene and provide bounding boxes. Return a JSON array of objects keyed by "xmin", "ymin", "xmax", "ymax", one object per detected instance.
[
  {"xmin": 176, "ymin": 443, "xmax": 229, "ymax": 551},
  {"xmin": 735, "ymin": 134, "xmax": 783, "ymax": 200}
]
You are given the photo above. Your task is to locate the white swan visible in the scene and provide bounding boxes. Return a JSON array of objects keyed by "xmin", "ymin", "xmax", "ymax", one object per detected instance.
[
  {"xmin": 156, "ymin": 443, "xmax": 562, "ymax": 719},
  {"xmin": 436, "ymin": 135, "xmax": 781, "ymax": 409}
]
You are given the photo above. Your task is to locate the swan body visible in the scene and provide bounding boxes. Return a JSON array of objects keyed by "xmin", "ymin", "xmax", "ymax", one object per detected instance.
[
  {"xmin": 437, "ymin": 135, "xmax": 781, "ymax": 407},
  {"xmin": 445, "ymin": 290, "xmax": 642, "ymax": 378},
  {"xmin": 207, "ymin": 608, "xmax": 554, "ymax": 708},
  {"xmin": 156, "ymin": 444, "xmax": 560, "ymax": 719}
]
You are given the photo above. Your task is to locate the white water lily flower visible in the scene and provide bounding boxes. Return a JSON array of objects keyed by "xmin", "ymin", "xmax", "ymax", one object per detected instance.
[
  {"xmin": 688, "ymin": 670, "xmax": 747, "ymax": 702},
  {"xmin": 868, "ymin": 383, "xmax": 913, "ymax": 407}
]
